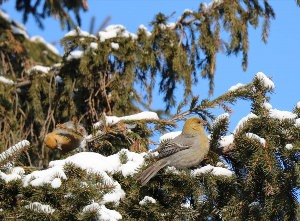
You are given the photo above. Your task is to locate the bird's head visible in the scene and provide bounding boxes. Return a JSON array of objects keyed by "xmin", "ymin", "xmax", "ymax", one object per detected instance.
[{"xmin": 182, "ymin": 117, "xmax": 207, "ymax": 135}]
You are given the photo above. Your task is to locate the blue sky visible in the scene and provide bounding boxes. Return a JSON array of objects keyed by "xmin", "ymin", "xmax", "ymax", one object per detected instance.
[{"xmin": 1, "ymin": 0, "xmax": 300, "ymax": 132}]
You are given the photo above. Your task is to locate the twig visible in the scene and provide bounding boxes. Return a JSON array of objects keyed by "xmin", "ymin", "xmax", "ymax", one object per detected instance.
[{"xmin": 15, "ymin": 79, "xmax": 31, "ymax": 88}]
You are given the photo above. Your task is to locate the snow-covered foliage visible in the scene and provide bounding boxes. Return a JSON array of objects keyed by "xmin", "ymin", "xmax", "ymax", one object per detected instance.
[
  {"xmin": 0, "ymin": 148, "xmax": 146, "ymax": 219},
  {"xmin": 218, "ymin": 134, "xmax": 234, "ymax": 148},
  {"xmin": 228, "ymin": 83, "xmax": 245, "ymax": 91},
  {"xmin": 295, "ymin": 119, "xmax": 300, "ymax": 127},
  {"xmin": 233, "ymin": 113, "xmax": 258, "ymax": 133},
  {"xmin": 139, "ymin": 196, "xmax": 157, "ymax": 205},
  {"xmin": 98, "ymin": 25, "xmax": 137, "ymax": 42},
  {"xmin": 23, "ymin": 165, "xmax": 67, "ymax": 187},
  {"xmin": 0, "ymin": 140, "xmax": 30, "ymax": 168},
  {"xmin": 0, "ymin": 76, "xmax": 14, "ymax": 85},
  {"xmin": 255, "ymin": 72, "xmax": 275, "ymax": 89},
  {"xmin": 268, "ymin": 109, "xmax": 297, "ymax": 120},
  {"xmin": 191, "ymin": 165, "xmax": 233, "ymax": 177},
  {"xmin": 111, "ymin": 42, "xmax": 120, "ymax": 50},
  {"xmin": 64, "ymin": 27, "xmax": 96, "ymax": 39},
  {"xmin": 21, "ymin": 150, "xmax": 145, "ymax": 204},
  {"xmin": 30, "ymin": 36, "xmax": 59, "ymax": 55},
  {"xmin": 165, "ymin": 166, "xmax": 180, "ymax": 175},
  {"xmin": 0, "ymin": 170, "xmax": 23, "ymax": 183},
  {"xmin": 285, "ymin": 144, "xmax": 293, "ymax": 150},
  {"xmin": 198, "ymin": 0, "xmax": 223, "ymax": 12},
  {"xmin": 0, "ymin": 10, "xmax": 30, "ymax": 38},
  {"xmin": 0, "ymin": 167, "xmax": 24, "ymax": 184},
  {"xmin": 27, "ymin": 65, "xmax": 51, "ymax": 74},
  {"xmin": 25, "ymin": 202, "xmax": 55, "ymax": 214},
  {"xmin": 0, "ymin": 9, "xmax": 59, "ymax": 55},
  {"xmin": 263, "ymin": 102, "xmax": 272, "ymax": 110},
  {"xmin": 66, "ymin": 50, "xmax": 84, "ymax": 61},
  {"xmin": 246, "ymin": 133, "xmax": 266, "ymax": 146},
  {"xmin": 138, "ymin": 24, "xmax": 152, "ymax": 37},
  {"xmin": 81, "ymin": 203, "xmax": 122, "ymax": 221},
  {"xmin": 94, "ymin": 111, "xmax": 159, "ymax": 128}
]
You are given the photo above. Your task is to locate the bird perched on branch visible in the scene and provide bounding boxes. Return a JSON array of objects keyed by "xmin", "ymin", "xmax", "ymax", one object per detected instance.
[
  {"xmin": 137, "ymin": 117, "xmax": 209, "ymax": 186},
  {"xmin": 44, "ymin": 117, "xmax": 87, "ymax": 153}
]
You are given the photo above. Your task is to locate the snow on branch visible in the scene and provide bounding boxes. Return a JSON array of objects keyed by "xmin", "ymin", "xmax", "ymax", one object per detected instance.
[
  {"xmin": 295, "ymin": 119, "xmax": 300, "ymax": 127},
  {"xmin": 191, "ymin": 164, "xmax": 233, "ymax": 177},
  {"xmin": 228, "ymin": 83, "xmax": 246, "ymax": 92},
  {"xmin": 0, "ymin": 9, "xmax": 29, "ymax": 38},
  {"xmin": 65, "ymin": 27, "xmax": 96, "ymax": 38},
  {"xmin": 22, "ymin": 166, "xmax": 67, "ymax": 187},
  {"xmin": 27, "ymin": 65, "xmax": 51, "ymax": 75},
  {"xmin": 81, "ymin": 203, "xmax": 122, "ymax": 221},
  {"xmin": 0, "ymin": 140, "xmax": 30, "ymax": 167},
  {"xmin": 213, "ymin": 113, "xmax": 230, "ymax": 125},
  {"xmin": 0, "ymin": 76, "xmax": 14, "ymax": 85},
  {"xmin": 22, "ymin": 149, "xmax": 145, "ymax": 205},
  {"xmin": 285, "ymin": 144, "xmax": 293, "ymax": 150},
  {"xmin": 139, "ymin": 196, "xmax": 157, "ymax": 205},
  {"xmin": 233, "ymin": 113, "xmax": 258, "ymax": 134},
  {"xmin": 98, "ymin": 25, "xmax": 137, "ymax": 42},
  {"xmin": 25, "ymin": 202, "xmax": 55, "ymax": 214},
  {"xmin": 30, "ymin": 36, "xmax": 60, "ymax": 55},
  {"xmin": 94, "ymin": 111, "xmax": 159, "ymax": 128},
  {"xmin": 0, "ymin": 167, "xmax": 24, "ymax": 183},
  {"xmin": 246, "ymin": 133, "xmax": 266, "ymax": 146},
  {"xmin": 263, "ymin": 102, "xmax": 272, "ymax": 110},
  {"xmin": 268, "ymin": 109, "xmax": 297, "ymax": 120},
  {"xmin": 199, "ymin": 0, "xmax": 223, "ymax": 11},
  {"xmin": 66, "ymin": 50, "xmax": 84, "ymax": 61},
  {"xmin": 218, "ymin": 134, "xmax": 234, "ymax": 149},
  {"xmin": 255, "ymin": 72, "xmax": 275, "ymax": 89},
  {"xmin": 138, "ymin": 24, "xmax": 152, "ymax": 37}
]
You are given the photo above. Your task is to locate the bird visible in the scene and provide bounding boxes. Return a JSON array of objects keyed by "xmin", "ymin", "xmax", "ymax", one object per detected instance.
[
  {"xmin": 44, "ymin": 117, "xmax": 87, "ymax": 153},
  {"xmin": 137, "ymin": 117, "xmax": 209, "ymax": 186}
]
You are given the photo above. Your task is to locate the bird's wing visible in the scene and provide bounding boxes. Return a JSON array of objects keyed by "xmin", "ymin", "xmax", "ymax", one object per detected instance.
[
  {"xmin": 56, "ymin": 132, "xmax": 73, "ymax": 141},
  {"xmin": 156, "ymin": 139, "xmax": 191, "ymax": 159}
]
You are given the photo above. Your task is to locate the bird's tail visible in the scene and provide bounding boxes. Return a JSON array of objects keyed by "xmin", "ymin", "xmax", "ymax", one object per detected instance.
[{"xmin": 137, "ymin": 160, "xmax": 168, "ymax": 186}]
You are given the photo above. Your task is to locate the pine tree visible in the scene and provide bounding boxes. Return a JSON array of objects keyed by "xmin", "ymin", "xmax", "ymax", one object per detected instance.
[{"xmin": 0, "ymin": 1, "xmax": 299, "ymax": 220}]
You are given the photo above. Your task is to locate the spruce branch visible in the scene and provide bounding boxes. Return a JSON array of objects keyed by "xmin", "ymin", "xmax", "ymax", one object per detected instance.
[
  {"xmin": 15, "ymin": 79, "xmax": 31, "ymax": 88},
  {"xmin": 171, "ymin": 82, "xmax": 253, "ymax": 122},
  {"xmin": 0, "ymin": 140, "xmax": 30, "ymax": 168}
]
